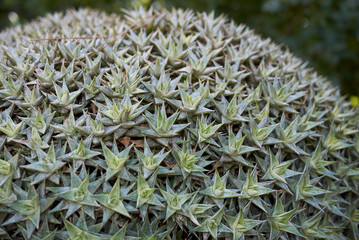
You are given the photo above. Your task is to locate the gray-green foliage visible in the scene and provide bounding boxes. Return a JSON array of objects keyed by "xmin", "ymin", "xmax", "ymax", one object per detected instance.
[{"xmin": 0, "ymin": 7, "xmax": 358, "ymax": 240}]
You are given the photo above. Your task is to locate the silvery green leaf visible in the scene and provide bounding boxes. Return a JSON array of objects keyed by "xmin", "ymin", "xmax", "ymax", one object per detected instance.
[
  {"xmin": 93, "ymin": 177, "xmax": 131, "ymax": 218},
  {"xmin": 136, "ymin": 172, "xmax": 164, "ymax": 208},
  {"xmin": 97, "ymin": 94, "xmax": 150, "ymax": 126},
  {"xmin": 21, "ymin": 142, "xmax": 66, "ymax": 177},
  {"xmin": 202, "ymin": 170, "xmax": 239, "ymax": 200},
  {"xmin": 155, "ymin": 39, "xmax": 187, "ymax": 66},
  {"xmin": 243, "ymin": 118, "xmax": 278, "ymax": 147},
  {"xmin": 0, "ymin": 117, "xmax": 23, "ymax": 138},
  {"xmin": 224, "ymin": 209, "xmax": 264, "ymax": 240},
  {"xmin": 213, "ymin": 94, "xmax": 249, "ymax": 123},
  {"xmin": 160, "ymin": 188, "xmax": 192, "ymax": 221},
  {"xmin": 143, "ymin": 73, "xmax": 180, "ymax": 102},
  {"xmin": 51, "ymin": 108, "xmax": 86, "ymax": 137},
  {"xmin": 102, "ymin": 141, "xmax": 133, "ymax": 181},
  {"xmin": 61, "ymin": 135, "xmax": 100, "ymax": 161},
  {"xmin": 189, "ymin": 116, "xmax": 222, "ymax": 147},
  {"xmin": 141, "ymin": 104, "xmax": 189, "ymax": 139},
  {"xmin": 301, "ymin": 144, "xmax": 337, "ymax": 179},
  {"xmin": 295, "ymin": 171, "xmax": 331, "ymax": 201},
  {"xmin": 300, "ymin": 212, "xmax": 329, "ymax": 239},
  {"xmin": 48, "ymin": 170, "xmax": 99, "ymax": 207},
  {"xmin": 262, "ymin": 150, "xmax": 300, "ymax": 183},
  {"xmin": 194, "ymin": 207, "xmax": 225, "ymax": 239},
  {"xmin": 0, "ymin": 149, "xmax": 19, "ymax": 185},
  {"xmin": 5, "ymin": 185, "xmax": 41, "ymax": 228},
  {"xmin": 46, "ymin": 80, "xmax": 83, "ymax": 109},
  {"xmin": 0, "ymin": 178, "xmax": 16, "ymax": 203},
  {"xmin": 171, "ymin": 142, "xmax": 207, "ymax": 178},
  {"xmin": 135, "ymin": 139, "xmax": 170, "ymax": 176},
  {"xmin": 64, "ymin": 220, "xmax": 102, "ymax": 240},
  {"xmin": 21, "ymin": 108, "xmax": 55, "ymax": 134},
  {"xmin": 268, "ymin": 195, "xmax": 304, "ymax": 239},
  {"xmin": 109, "ymin": 222, "xmax": 128, "ymax": 240},
  {"xmin": 0, "ymin": 74, "xmax": 24, "ymax": 99},
  {"xmin": 324, "ymin": 129, "xmax": 352, "ymax": 152},
  {"xmin": 240, "ymin": 171, "xmax": 274, "ymax": 200},
  {"xmin": 220, "ymin": 127, "xmax": 257, "ymax": 158}
]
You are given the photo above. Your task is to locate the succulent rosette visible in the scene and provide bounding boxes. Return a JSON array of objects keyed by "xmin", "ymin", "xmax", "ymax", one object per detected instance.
[{"xmin": 0, "ymin": 6, "xmax": 357, "ymax": 240}]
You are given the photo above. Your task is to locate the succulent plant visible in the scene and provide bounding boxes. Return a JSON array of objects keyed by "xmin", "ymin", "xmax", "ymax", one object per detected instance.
[{"xmin": 0, "ymin": 6, "xmax": 358, "ymax": 240}]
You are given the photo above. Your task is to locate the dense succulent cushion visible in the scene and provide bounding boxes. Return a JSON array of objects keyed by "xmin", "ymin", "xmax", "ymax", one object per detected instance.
[{"xmin": 0, "ymin": 6, "xmax": 358, "ymax": 240}]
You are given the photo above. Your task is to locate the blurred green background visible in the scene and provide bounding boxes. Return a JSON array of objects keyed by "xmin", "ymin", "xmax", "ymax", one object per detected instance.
[{"xmin": 0, "ymin": 0, "xmax": 358, "ymax": 101}]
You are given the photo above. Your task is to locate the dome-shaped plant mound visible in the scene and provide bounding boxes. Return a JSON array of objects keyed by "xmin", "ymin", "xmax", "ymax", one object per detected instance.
[{"xmin": 0, "ymin": 7, "xmax": 358, "ymax": 239}]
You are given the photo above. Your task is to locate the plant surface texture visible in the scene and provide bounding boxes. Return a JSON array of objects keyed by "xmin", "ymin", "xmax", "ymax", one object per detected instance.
[{"xmin": 0, "ymin": 7, "xmax": 358, "ymax": 240}]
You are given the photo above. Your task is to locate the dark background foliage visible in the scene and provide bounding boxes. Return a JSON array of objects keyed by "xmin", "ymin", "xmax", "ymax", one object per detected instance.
[{"xmin": 0, "ymin": 0, "xmax": 358, "ymax": 98}]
